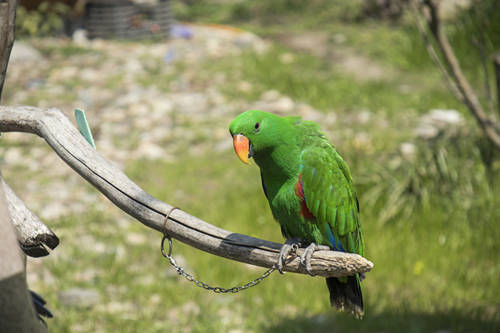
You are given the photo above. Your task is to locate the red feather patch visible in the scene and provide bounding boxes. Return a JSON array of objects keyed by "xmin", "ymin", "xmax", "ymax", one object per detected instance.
[{"xmin": 295, "ymin": 174, "xmax": 315, "ymax": 221}]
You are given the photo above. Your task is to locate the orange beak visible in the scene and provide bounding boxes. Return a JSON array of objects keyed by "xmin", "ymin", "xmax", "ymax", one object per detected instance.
[{"xmin": 233, "ymin": 134, "xmax": 251, "ymax": 165}]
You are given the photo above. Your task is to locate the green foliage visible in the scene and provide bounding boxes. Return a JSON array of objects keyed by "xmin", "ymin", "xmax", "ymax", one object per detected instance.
[
  {"xmin": 448, "ymin": 0, "xmax": 500, "ymax": 70},
  {"xmin": 205, "ymin": 46, "xmax": 463, "ymax": 117},
  {"xmin": 16, "ymin": 3, "xmax": 69, "ymax": 38},
  {"xmin": 7, "ymin": 1, "xmax": 500, "ymax": 331},
  {"xmin": 40, "ymin": 152, "xmax": 498, "ymax": 332},
  {"xmin": 360, "ymin": 128, "xmax": 498, "ymax": 223},
  {"xmin": 173, "ymin": 0, "xmax": 364, "ymax": 24},
  {"xmin": 229, "ymin": 0, "xmax": 364, "ymax": 23}
]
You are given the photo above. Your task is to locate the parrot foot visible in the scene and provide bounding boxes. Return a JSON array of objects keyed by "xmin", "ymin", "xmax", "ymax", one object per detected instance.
[
  {"xmin": 277, "ymin": 238, "xmax": 302, "ymax": 274},
  {"xmin": 300, "ymin": 243, "xmax": 330, "ymax": 276}
]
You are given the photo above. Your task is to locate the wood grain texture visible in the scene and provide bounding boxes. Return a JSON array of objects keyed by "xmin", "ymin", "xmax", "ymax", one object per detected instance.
[
  {"xmin": 2, "ymin": 177, "xmax": 59, "ymax": 257},
  {"xmin": 0, "ymin": 0, "xmax": 17, "ymax": 100},
  {"xmin": 0, "ymin": 174, "xmax": 48, "ymax": 333},
  {"xmin": 0, "ymin": 105, "xmax": 374, "ymax": 277}
]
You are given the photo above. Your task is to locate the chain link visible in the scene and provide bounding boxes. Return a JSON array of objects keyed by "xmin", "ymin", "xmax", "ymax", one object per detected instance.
[{"xmin": 160, "ymin": 208, "xmax": 276, "ymax": 293}]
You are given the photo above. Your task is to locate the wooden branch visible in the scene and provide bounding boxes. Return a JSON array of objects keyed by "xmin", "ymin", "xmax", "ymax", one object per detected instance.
[
  {"xmin": 472, "ymin": 37, "xmax": 494, "ymax": 115},
  {"xmin": 469, "ymin": 2, "xmax": 495, "ymax": 116},
  {"xmin": 0, "ymin": 106, "xmax": 374, "ymax": 278},
  {"xmin": 0, "ymin": 174, "xmax": 48, "ymax": 333},
  {"xmin": 494, "ymin": 53, "xmax": 500, "ymax": 118},
  {"xmin": 0, "ymin": 0, "xmax": 17, "ymax": 101},
  {"xmin": 1, "ymin": 177, "xmax": 59, "ymax": 257},
  {"xmin": 409, "ymin": 0, "xmax": 465, "ymax": 104},
  {"xmin": 421, "ymin": 0, "xmax": 500, "ymax": 150}
]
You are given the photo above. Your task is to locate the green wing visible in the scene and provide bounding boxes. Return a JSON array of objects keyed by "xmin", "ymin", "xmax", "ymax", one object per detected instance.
[{"xmin": 299, "ymin": 143, "xmax": 364, "ymax": 257}]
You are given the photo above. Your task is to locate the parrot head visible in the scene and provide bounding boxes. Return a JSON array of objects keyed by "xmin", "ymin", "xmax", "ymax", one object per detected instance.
[{"xmin": 229, "ymin": 110, "xmax": 296, "ymax": 166}]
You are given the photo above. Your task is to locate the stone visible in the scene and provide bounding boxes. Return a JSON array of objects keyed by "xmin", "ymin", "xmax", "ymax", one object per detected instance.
[
  {"xmin": 440, "ymin": 0, "xmax": 470, "ymax": 19},
  {"xmin": 39, "ymin": 202, "xmax": 68, "ymax": 220},
  {"xmin": 173, "ymin": 92, "xmax": 208, "ymax": 115},
  {"xmin": 357, "ymin": 110, "xmax": 372, "ymax": 124},
  {"xmin": 3, "ymin": 148, "xmax": 24, "ymax": 165},
  {"xmin": 238, "ymin": 81, "xmax": 252, "ymax": 92},
  {"xmin": 415, "ymin": 125, "xmax": 438, "ymax": 139},
  {"xmin": 422, "ymin": 109, "xmax": 463, "ymax": 129},
  {"xmin": 261, "ymin": 90, "xmax": 280, "ymax": 102},
  {"xmin": 353, "ymin": 132, "xmax": 372, "ymax": 150},
  {"xmin": 181, "ymin": 301, "xmax": 200, "ymax": 316},
  {"xmin": 272, "ymin": 96, "xmax": 295, "ymax": 113},
  {"xmin": 104, "ymin": 301, "xmax": 134, "ymax": 314},
  {"xmin": 58, "ymin": 288, "xmax": 100, "ymax": 308},
  {"xmin": 126, "ymin": 232, "xmax": 147, "ymax": 245},
  {"xmin": 135, "ymin": 142, "xmax": 164, "ymax": 160},
  {"xmin": 279, "ymin": 52, "xmax": 295, "ymax": 64},
  {"xmin": 400, "ymin": 142, "xmax": 416, "ymax": 159},
  {"xmin": 416, "ymin": 109, "xmax": 463, "ymax": 139},
  {"xmin": 72, "ymin": 29, "xmax": 89, "ymax": 46},
  {"xmin": 80, "ymin": 68, "xmax": 101, "ymax": 82},
  {"xmin": 10, "ymin": 41, "xmax": 43, "ymax": 64},
  {"xmin": 75, "ymin": 269, "xmax": 98, "ymax": 282}
]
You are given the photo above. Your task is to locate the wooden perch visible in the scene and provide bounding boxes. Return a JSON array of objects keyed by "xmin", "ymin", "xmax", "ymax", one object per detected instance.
[
  {"xmin": 0, "ymin": 106, "xmax": 373, "ymax": 278},
  {"xmin": 1, "ymin": 177, "xmax": 59, "ymax": 257}
]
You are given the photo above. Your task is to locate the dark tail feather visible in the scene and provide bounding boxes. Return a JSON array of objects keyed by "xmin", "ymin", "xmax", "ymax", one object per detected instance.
[{"xmin": 326, "ymin": 275, "xmax": 364, "ymax": 319}]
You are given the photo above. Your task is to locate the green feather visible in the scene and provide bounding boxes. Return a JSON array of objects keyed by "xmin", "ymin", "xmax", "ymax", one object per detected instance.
[
  {"xmin": 319, "ymin": 201, "xmax": 327, "ymax": 222},
  {"xmin": 229, "ymin": 110, "xmax": 365, "ymax": 317},
  {"xmin": 327, "ymin": 207, "xmax": 337, "ymax": 227},
  {"xmin": 337, "ymin": 209, "xmax": 346, "ymax": 236}
]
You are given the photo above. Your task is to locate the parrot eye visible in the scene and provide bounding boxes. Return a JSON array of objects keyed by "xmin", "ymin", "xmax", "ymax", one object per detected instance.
[{"xmin": 254, "ymin": 122, "xmax": 260, "ymax": 131}]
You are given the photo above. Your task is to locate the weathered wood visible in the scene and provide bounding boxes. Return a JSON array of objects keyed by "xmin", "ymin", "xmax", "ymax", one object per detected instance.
[
  {"xmin": 494, "ymin": 53, "xmax": 500, "ymax": 118},
  {"xmin": 409, "ymin": 0, "xmax": 464, "ymax": 104},
  {"xmin": 2, "ymin": 177, "xmax": 59, "ymax": 257},
  {"xmin": 0, "ymin": 0, "xmax": 17, "ymax": 101},
  {"xmin": 0, "ymin": 174, "xmax": 48, "ymax": 333},
  {"xmin": 0, "ymin": 105, "xmax": 374, "ymax": 277},
  {"xmin": 418, "ymin": 0, "xmax": 500, "ymax": 150}
]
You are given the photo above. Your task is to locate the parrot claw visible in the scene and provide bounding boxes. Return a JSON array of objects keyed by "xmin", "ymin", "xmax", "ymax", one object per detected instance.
[
  {"xmin": 300, "ymin": 243, "xmax": 330, "ymax": 276},
  {"xmin": 277, "ymin": 238, "xmax": 302, "ymax": 274}
]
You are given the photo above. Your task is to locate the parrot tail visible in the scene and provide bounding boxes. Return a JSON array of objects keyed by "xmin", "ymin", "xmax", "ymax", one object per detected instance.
[{"xmin": 326, "ymin": 275, "xmax": 364, "ymax": 319}]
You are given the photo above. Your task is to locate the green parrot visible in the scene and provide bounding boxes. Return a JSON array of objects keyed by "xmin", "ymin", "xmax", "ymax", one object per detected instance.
[{"xmin": 229, "ymin": 110, "xmax": 365, "ymax": 318}]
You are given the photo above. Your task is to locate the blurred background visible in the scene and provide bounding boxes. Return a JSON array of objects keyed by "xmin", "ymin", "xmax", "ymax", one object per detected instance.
[{"xmin": 1, "ymin": 0, "xmax": 499, "ymax": 332}]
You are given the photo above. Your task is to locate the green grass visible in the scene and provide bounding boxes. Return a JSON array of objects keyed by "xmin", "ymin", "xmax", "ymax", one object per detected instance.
[
  {"xmin": 38, "ymin": 152, "xmax": 500, "ymax": 332},
  {"xmin": 9, "ymin": 1, "xmax": 500, "ymax": 331},
  {"xmin": 211, "ymin": 46, "xmax": 465, "ymax": 116},
  {"xmin": 174, "ymin": 0, "xmax": 500, "ymax": 102}
]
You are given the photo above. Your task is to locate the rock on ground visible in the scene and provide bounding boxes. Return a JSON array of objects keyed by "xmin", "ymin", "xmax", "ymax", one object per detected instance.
[{"xmin": 58, "ymin": 288, "xmax": 101, "ymax": 308}]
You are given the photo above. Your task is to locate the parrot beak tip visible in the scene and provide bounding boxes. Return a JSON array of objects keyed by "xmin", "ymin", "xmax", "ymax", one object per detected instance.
[{"xmin": 233, "ymin": 134, "xmax": 252, "ymax": 165}]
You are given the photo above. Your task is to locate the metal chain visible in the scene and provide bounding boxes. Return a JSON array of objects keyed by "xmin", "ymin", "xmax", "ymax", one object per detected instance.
[{"xmin": 160, "ymin": 207, "xmax": 276, "ymax": 293}]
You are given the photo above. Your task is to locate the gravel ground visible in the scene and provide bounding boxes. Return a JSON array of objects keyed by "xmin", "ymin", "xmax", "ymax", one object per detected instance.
[{"xmin": 1, "ymin": 25, "xmax": 330, "ymax": 220}]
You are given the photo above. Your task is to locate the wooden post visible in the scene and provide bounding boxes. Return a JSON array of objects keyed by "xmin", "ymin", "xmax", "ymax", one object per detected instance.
[
  {"xmin": 0, "ymin": 174, "xmax": 47, "ymax": 333},
  {"xmin": 0, "ymin": 0, "xmax": 17, "ymax": 101},
  {"xmin": 2, "ymin": 178, "xmax": 59, "ymax": 257}
]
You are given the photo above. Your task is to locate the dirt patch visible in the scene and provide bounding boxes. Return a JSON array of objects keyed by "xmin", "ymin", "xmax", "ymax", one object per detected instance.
[{"xmin": 274, "ymin": 31, "xmax": 395, "ymax": 81}]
